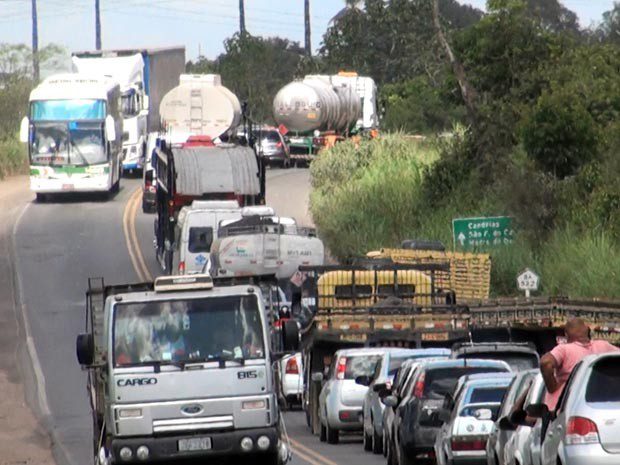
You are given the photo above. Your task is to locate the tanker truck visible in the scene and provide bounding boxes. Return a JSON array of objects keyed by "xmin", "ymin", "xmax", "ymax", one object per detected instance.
[
  {"xmin": 273, "ymin": 72, "xmax": 378, "ymax": 163},
  {"xmin": 72, "ymin": 47, "xmax": 185, "ymax": 172},
  {"xmin": 153, "ymin": 74, "xmax": 265, "ymax": 273}
]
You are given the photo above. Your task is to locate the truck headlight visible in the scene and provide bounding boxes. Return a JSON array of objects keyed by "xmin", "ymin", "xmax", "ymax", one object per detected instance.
[
  {"xmin": 119, "ymin": 447, "xmax": 133, "ymax": 461},
  {"xmin": 240, "ymin": 437, "xmax": 254, "ymax": 452},
  {"xmin": 136, "ymin": 445, "xmax": 149, "ymax": 461},
  {"xmin": 118, "ymin": 408, "xmax": 142, "ymax": 418},
  {"xmin": 257, "ymin": 435, "xmax": 271, "ymax": 450},
  {"xmin": 242, "ymin": 400, "xmax": 266, "ymax": 410}
]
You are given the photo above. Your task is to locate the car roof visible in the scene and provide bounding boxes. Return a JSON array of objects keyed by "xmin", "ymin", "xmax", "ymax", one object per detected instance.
[
  {"xmin": 384, "ymin": 348, "xmax": 451, "ymax": 359},
  {"xmin": 581, "ymin": 352, "xmax": 620, "ymax": 366},
  {"xmin": 451, "ymin": 342, "xmax": 538, "ymax": 354},
  {"xmin": 335, "ymin": 347, "xmax": 394, "ymax": 357},
  {"xmin": 420, "ymin": 358, "xmax": 512, "ymax": 371},
  {"xmin": 460, "ymin": 373, "xmax": 515, "ymax": 387}
]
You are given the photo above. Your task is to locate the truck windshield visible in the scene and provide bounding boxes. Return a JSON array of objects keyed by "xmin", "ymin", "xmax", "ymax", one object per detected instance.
[
  {"xmin": 30, "ymin": 122, "xmax": 107, "ymax": 166},
  {"xmin": 113, "ymin": 295, "xmax": 265, "ymax": 367}
]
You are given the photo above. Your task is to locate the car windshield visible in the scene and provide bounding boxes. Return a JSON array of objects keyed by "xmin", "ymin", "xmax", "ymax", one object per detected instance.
[
  {"xmin": 262, "ymin": 131, "xmax": 281, "ymax": 143},
  {"xmin": 341, "ymin": 355, "xmax": 381, "ymax": 379},
  {"xmin": 424, "ymin": 367, "xmax": 507, "ymax": 398},
  {"xmin": 113, "ymin": 295, "xmax": 264, "ymax": 367},
  {"xmin": 586, "ymin": 357, "xmax": 620, "ymax": 402},
  {"xmin": 30, "ymin": 122, "xmax": 106, "ymax": 166},
  {"xmin": 457, "ymin": 352, "xmax": 538, "ymax": 371}
]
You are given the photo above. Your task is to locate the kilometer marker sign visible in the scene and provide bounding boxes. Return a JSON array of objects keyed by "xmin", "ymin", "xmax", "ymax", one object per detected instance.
[{"xmin": 452, "ymin": 216, "xmax": 515, "ymax": 250}]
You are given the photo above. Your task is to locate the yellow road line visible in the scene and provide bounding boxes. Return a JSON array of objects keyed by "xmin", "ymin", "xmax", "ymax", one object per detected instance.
[
  {"xmin": 289, "ymin": 438, "xmax": 340, "ymax": 465},
  {"xmin": 122, "ymin": 187, "xmax": 152, "ymax": 282},
  {"xmin": 291, "ymin": 446, "xmax": 329, "ymax": 465}
]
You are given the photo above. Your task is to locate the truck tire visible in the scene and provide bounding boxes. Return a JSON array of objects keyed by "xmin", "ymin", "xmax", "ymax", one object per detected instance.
[{"xmin": 326, "ymin": 422, "xmax": 339, "ymax": 444}]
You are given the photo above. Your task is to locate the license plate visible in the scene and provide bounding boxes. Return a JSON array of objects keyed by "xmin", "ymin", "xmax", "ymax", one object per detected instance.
[
  {"xmin": 178, "ymin": 437, "xmax": 212, "ymax": 452},
  {"xmin": 422, "ymin": 332, "xmax": 449, "ymax": 341},
  {"xmin": 61, "ymin": 183, "xmax": 74, "ymax": 191}
]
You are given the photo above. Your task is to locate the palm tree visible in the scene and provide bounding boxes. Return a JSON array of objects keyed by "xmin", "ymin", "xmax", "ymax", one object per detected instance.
[
  {"xmin": 239, "ymin": 0, "xmax": 246, "ymax": 35},
  {"xmin": 304, "ymin": 0, "xmax": 311, "ymax": 56}
]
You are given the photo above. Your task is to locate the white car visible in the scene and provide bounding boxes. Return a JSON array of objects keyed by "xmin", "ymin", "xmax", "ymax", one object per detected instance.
[{"xmin": 280, "ymin": 352, "xmax": 303, "ymax": 407}]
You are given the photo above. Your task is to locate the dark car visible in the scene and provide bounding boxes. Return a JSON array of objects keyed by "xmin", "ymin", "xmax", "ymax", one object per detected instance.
[
  {"xmin": 256, "ymin": 129, "xmax": 290, "ymax": 168},
  {"xmin": 385, "ymin": 359, "xmax": 511, "ymax": 465},
  {"xmin": 450, "ymin": 342, "xmax": 540, "ymax": 372},
  {"xmin": 141, "ymin": 132, "xmax": 158, "ymax": 213}
]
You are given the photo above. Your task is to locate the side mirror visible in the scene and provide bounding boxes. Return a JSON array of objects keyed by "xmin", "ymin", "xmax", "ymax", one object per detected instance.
[
  {"xmin": 373, "ymin": 382, "xmax": 388, "ymax": 393},
  {"xmin": 281, "ymin": 319, "xmax": 299, "ymax": 352},
  {"xmin": 311, "ymin": 372, "xmax": 324, "ymax": 383},
  {"xmin": 355, "ymin": 375, "xmax": 372, "ymax": 387},
  {"xmin": 526, "ymin": 403, "xmax": 549, "ymax": 419},
  {"xmin": 105, "ymin": 115, "xmax": 116, "ymax": 141},
  {"xmin": 382, "ymin": 395, "xmax": 398, "ymax": 408},
  {"xmin": 474, "ymin": 408, "xmax": 493, "ymax": 421},
  {"xmin": 499, "ymin": 416, "xmax": 516, "ymax": 431},
  {"xmin": 438, "ymin": 408, "xmax": 452, "ymax": 424},
  {"xmin": 20, "ymin": 117, "xmax": 30, "ymax": 143},
  {"xmin": 76, "ymin": 333, "xmax": 94, "ymax": 366}
]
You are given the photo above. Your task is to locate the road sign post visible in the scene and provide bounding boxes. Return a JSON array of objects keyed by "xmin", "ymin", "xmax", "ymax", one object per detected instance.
[
  {"xmin": 517, "ymin": 268, "xmax": 540, "ymax": 298},
  {"xmin": 452, "ymin": 216, "xmax": 515, "ymax": 250}
]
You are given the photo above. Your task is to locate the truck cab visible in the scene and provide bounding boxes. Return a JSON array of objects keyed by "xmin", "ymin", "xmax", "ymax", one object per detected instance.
[{"xmin": 77, "ymin": 274, "xmax": 297, "ymax": 465}]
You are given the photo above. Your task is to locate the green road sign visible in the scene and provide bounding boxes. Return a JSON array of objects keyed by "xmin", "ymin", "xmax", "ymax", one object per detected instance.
[{"xmin": 452, "ymin": 216, "xmax": 515, "ymax": 250}]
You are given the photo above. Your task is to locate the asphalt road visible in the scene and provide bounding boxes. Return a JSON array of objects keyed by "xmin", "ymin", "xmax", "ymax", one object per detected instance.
[{"xmin": 12, "ymin": 168, "xmax": 384, "ymax": 465}]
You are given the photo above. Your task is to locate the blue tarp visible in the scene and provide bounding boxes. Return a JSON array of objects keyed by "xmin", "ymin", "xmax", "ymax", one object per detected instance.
[{"xmin": 31, "ymin": 99, "xmax": 106, "ymax": 121}]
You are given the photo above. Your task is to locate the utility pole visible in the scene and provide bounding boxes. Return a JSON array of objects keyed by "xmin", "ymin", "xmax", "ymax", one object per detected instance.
[
  {"xmin": 239, "ymin": 0, "xmax": 246, "ymax": 35},
  {"xmin": 31, "ymin": 0, "xmax": 39, "ymax": 82},
  {"xmin": 95, "ymin": 0, "xmax": 102, "ymax": 50},
  {"xmin": 304, "ymin": 0, "xmax": 311, "ymax": 56}
]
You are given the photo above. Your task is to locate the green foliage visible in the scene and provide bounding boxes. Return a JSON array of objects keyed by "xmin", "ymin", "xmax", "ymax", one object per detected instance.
[{"xmin": 0, "ymin": 137, "xmax": 27, "ymax": 179}]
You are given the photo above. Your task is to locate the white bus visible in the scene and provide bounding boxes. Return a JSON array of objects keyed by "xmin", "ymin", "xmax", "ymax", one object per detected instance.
[{"xmin": 20, "ymin": 74, "xmax": 123, "ymax": 200}]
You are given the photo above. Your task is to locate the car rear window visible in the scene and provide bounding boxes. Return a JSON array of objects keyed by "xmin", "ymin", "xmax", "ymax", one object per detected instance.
[
  {"xmin": 457, "ymin": 352, "xmax": 538, "ymax": 371},
  {"xmin": 586, "ymin": 357, "xmax": 620, "ymax": 402},
  {"xmin": 188, "ymin": 227, "xmax": 213, "ymax": 253},
  {"xmin": 341, "ymin": 355, "xmax": 381, "ymax": 380},
  {"xmin": 263, "ymin": 132, "xmax": 281, "ymax": 142},
  {"xmin": 469, "ymin": 387, "xmax": 507, "ymax": 404},
  {"xmin": 424, "ymin": 367, "xmax": 507, "ymax": 398}
]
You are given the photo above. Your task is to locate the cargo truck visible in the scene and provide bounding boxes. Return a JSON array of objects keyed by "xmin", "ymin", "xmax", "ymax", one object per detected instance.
[
  {"xmin": 296, "ymin": 262, "xmax": 620, "ymax": 436},
  {"xmin": 273, "ymin": 72, "xmax": 378, "ymax": 163},
  {"xmin": 72, "ymin": 47, "xmax": 185, "ymax": 172},
  {"xmin": 76, "ymin": 273, "xmax": 300, "ymax": 465}
]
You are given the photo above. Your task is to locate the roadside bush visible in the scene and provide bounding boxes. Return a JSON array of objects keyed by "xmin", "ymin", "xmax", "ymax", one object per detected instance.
[{"xmin": 0, "ymin": 136, "xmax": 27, "ymax": 179}]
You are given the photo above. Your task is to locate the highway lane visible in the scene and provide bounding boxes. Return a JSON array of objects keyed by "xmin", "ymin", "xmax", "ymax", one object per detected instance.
[{"xmin": 12, "ymin": 169, "xmax": 382, "ymax": 465}]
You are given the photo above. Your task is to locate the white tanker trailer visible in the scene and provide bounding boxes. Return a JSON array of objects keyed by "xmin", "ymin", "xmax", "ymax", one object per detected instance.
[
  {"xmin": 159, "ymin": 74, "xmax": 242, "ymax": 142},
  {"xmin": 273, "ymin": 72, "xmax": 378, "ymax": 161}
]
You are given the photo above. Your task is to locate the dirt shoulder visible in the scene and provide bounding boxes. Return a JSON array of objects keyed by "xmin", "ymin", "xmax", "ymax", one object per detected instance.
[{"xmin": 0, "ymin": 175, "xmax": 55, "ymax": 465}]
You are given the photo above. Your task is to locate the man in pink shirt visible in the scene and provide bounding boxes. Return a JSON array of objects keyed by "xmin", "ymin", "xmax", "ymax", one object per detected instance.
[{"xmin": 540, "ymin": 318, "xmax": 620, "ymax": 411}]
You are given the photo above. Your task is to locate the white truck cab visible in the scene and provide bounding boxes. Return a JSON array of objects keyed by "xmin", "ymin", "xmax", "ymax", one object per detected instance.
[
  {"xmin": 173, "ymin": 200, "xmax": 242, "ymax": 275},
  {"xmin": 77, "ymin": 274, "xmax": 298, "ymax": 465}
]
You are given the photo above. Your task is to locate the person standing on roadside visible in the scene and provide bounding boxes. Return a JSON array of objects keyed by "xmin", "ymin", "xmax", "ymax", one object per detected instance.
[{"xmin": 540, "ymin": 317, "xmax": 620, "ymax": 411}]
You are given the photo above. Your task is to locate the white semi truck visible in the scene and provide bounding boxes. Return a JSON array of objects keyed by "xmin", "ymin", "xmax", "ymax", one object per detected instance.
[
  {"xmin": 76, "ymin": 274, "xmax": 299, "ymax": 465},
  {"xmin": 72, "ymin": 47, "xmax": 185, "ymax": 172},
  {"xmin": 19, "ymin": 74, "xmax": 123, "ymax": 200}
]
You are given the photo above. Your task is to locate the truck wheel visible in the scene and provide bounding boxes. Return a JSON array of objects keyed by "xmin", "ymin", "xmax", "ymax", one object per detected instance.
[{"xmin": 326, "ymin": 422, "xmax": 339, "ymax": 444}]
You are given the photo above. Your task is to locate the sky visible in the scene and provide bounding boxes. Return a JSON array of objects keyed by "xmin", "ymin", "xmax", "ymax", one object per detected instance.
[{"xmin": 0, "ymin": 0, "xmax": 616, "ymax": 62}]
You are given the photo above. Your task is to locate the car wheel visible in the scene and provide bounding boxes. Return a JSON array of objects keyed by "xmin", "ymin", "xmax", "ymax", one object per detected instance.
[
  {"xmin": 386, "ymin": 439, "xmax": 395, "ymax": 465},
  {"xmin": 319, "ymin": 422, "xmax": 327, "ymax": 442},
  {"xmin": 363, "ymin": 426, "xmax": 372, "ymax": 451},
  {"xmin": 35, "ymin": 193, "xmax": 47, "ymax": 203},
  {"xmin": 372, "ymin": 426, "xmax": 383, "ymax": 454},
  {"xmin": 326, "ymin": 422, "xmax": 339, "ymax": 444}
]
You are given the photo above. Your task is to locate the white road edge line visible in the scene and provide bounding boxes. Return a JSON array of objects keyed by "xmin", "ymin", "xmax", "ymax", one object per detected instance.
[
  {"xmin": 11, "ymin": 201, "xmax": 74, "ymax": 465},
  {"xmin": 122, "ymin": 188, "xmax": 147, "ymax": 282}
]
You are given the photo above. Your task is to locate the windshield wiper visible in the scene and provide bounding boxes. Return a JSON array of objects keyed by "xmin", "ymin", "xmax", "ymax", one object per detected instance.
[
  {"xmin": 126, "ymin": 360, "xmax": 187, "ymax": 372},
  {"xmin": 70, "ymin": 139, "xmax": 89, "ymax": 166}
]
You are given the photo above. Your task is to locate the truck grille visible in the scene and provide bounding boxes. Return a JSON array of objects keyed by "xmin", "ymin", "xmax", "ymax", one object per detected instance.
[{"xmin": 153, "ymin": 415, "xmax": 234, "ymax": 434}]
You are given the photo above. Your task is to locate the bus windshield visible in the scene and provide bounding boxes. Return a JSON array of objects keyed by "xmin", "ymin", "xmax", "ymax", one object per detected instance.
[
  {"xmin": 31, "ymin": 99, "xmax": 106, "ymax": 121},
  {"xmin": 113, "ymin": 295, "xmax": 265, "ymax": 367},
  {"xmin": 31, "ymin": 122, "xmax": 107, "ymax": 166}
]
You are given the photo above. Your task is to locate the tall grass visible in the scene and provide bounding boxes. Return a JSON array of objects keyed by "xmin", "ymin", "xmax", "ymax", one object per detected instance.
[{"xmin": 0, "ymin": 136, "xmax": 28, "ymax": 179}]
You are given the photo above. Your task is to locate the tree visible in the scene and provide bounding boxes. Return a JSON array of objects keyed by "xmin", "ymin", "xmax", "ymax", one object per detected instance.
[{"xmin": 598, "ymin": 3, "xmax": 620, "ymax": 44}]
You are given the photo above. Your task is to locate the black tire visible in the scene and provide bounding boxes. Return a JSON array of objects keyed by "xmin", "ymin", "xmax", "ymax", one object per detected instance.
[
  {"xmin": 386, "ymin": 439, "xmax": 394, "ymax": 465},
  {"xmin": 363, "ymin": 426, "xmax": 372, "ymax": 451},
  {"xmin": 383, "ymin": 434, "xmax": 388, "ymax": 458},
  {"xmin": 372, "ymin": 426, "xmax": 383, "ymax": 454},
  {"xmin": 305, "ymin": 406, "xmax": 312, "ymax": 428},
  {"xmin": 35, "ymin": 193, "xmax": 47, "ymax": 203},
  {"xmin": 326, "ymin": 422, "xmax": 339, "ymax": 444},
  {"xmin": 319, "ymin": 422, "xmax": 327, "ymax": 442}
]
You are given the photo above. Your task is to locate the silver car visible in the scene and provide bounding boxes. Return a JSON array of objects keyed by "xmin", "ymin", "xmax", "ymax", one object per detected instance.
[
  {"xmin": 504, "ymin": 372, "xmax": 547, "ymax": 465},
  {"xmin": 529, "ymin": 353, "xmax": 620, "ymax": 465},
  {"xmin": 256, "ymin": 129, "xmax": 290, "ymax": 168},
  {"xmin": 360, "ymin": 348, "xmax": 450, "ymax": 454},
  {"xmin": 436, "ymin": 373, "xmax": 515, "ymax": 465},
  {"xmin": 486, "ymin": 369, "xmax": 539, "ymax": 465},
  {"xmin": 317, "ymin": 348, "xmax": 385, "ymax": 444}
]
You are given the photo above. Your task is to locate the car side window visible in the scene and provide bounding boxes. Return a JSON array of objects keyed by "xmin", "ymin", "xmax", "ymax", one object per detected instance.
[{"xmin": 556, "ymin": 361, "xmax": 583, "ymax": 413}]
